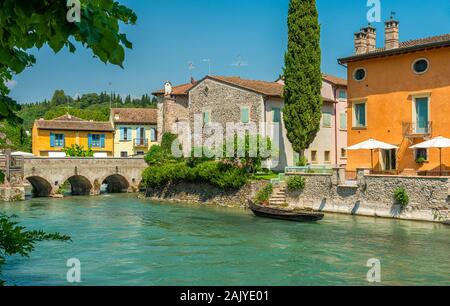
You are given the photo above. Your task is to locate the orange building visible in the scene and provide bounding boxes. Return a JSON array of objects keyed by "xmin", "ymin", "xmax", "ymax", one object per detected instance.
[
  {"xmin": 32, "ymin": 114, "xmax": 114, "ymax": 157},
  {"xmin": 339, "ymin": 20, "xmax": 450, "ymax": 174}
]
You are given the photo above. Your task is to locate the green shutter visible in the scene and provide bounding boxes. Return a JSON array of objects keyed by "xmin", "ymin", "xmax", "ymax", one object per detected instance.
[
  {"xmin": 340, "ymin": 113, "xmax": 347, "ymax": 130},
  {"xmin": 203, "ymin": 112, "xmax": 210, "ymax": 124},
  {"xmin": 241, "ymin": 108, "xmax": 249, "ymax": 123},
  {"xmin": 323, "ymin": 113, "xmax": 332, "ymax": 128},
  {"xmin": 272, "ymin": 108, "xmax": 281, "ymax": 123}
]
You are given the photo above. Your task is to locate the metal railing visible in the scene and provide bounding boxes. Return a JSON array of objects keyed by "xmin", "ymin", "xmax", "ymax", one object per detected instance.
[
  {"xmin": 285, "ymin": 165, "xmax": 333, "ymax": 175},
  {"xmin": 133, "ymin": 138, "xmax": 149, "ymax": 147},
  {"xmin": 402, "ymin": 121, "xmax": 432, "ymax": 137}
]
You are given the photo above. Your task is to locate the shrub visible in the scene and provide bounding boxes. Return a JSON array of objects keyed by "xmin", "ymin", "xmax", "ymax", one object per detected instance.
[
  {"xmin": 287, "ymin": 176, "xmax": 306, "ymax": 191},
  {"xmin": 145, "ymin": 145, "xmax": 170, "ymax": 166},
  {"xmin": 142, "ymin": 162, "xmax": 191, "ymax": 188},
  {"xmin": 394, "ymin": 187, "xmax": 409, "ymax": 206},
  {"xmin": 296, "ymin": 155, "xmax": 308, "ymax": 167},
  {"xmin": 415, "ymin": 156, "xmax": 426, "ymax": 164},
  {"xmin": 161, "ymin": 132, "xmax": 180, "ymax": 153},
  {"xmin": 186, "ymin": 147, "xmax": 216, "ymax": 167},
  {"xmin": 63, "ymin": 144, "xmax": 94, "ymax": 157},
  {"xmin": 255, "ymin": 184, "xmax": 273, "ymax": 205}
]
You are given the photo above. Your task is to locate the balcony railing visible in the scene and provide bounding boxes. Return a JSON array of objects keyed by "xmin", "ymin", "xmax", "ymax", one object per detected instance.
[
  {"xmin": 133, "ymin": 138, "xmax": 149, "ymax": 147},
  {"xmin": 402, "ymin": 121, "xmax": 432, "ymax": 137}
]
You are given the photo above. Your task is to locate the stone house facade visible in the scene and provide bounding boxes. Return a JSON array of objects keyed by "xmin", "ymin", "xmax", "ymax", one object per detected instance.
[{"xmin": 153, "ymin": 75, "xmax": 347, "ymax": 171}]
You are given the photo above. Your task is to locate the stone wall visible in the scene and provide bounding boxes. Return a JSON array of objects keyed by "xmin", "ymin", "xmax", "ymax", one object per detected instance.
[
  {"xmin": 157, "ymin": 95, "xmax": 190, "ymax": 140},
  {"xmin": 145, "ymin": 181, "xmax": 267, "ymax": 208},
  {"xmin": 286, "ymin": 169, "xmax": 450, "ymax": 223},
  {"xmin": 0, "ymin": 186, "xmax": 25, "ymax": 202}
]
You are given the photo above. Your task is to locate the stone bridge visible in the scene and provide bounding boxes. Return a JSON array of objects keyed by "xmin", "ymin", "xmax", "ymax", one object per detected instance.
[{"xmin": 23, "ymin": 158, "xmax": 148, "ymax": 197}]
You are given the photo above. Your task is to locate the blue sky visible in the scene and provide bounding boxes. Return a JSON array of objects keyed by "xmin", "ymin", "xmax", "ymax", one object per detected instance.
[{"xmin": 8, "ymin": 0, "xmax": 450, "ymax": 103}]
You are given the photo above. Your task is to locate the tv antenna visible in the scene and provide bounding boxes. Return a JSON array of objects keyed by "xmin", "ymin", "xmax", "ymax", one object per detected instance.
[
  {"xmin": 187, "ymin": 61, "xmax": 195, "ymax": 79},
  {"xmin": 231, "ymin": 55, "xmax": 248, "ymax": 69},
  {"xmin": 203, "ymin": 59, "xmax": 212, "ymax": 75}
]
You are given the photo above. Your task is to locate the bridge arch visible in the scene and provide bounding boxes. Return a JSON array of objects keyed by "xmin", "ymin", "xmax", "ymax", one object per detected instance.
[
  {"xmin": 63, "ymin": 175, "xmax": 93, "ymax": 196},
  {"xmin": 26, "ymin": 176, "xmax": 53, "ymax": 197},
  {"xmin": 101, "ymin": 174, "xmax": 130, "ymax": 193}
]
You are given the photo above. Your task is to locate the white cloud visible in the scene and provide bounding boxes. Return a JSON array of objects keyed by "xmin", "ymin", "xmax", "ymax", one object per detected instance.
[{"xmin": 5, "ymin": 79, "xmax": 18, "ymax": 89}]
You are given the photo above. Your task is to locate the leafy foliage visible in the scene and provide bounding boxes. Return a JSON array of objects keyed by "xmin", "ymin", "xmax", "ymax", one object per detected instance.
[
  {"xmin": 296, "ymin": 155, "xmax": 308, "ymax": 167},
  {"xmin": 287, "ymin": 176, "xmax": 306, "ymax": 191},
  {"xmin": 0, "ymin": 213, "xmax": 71, "ymax": 286},
  {"xmin": 394, "ymin": 187, "xmax": 409, "ymax": 206},
  {"xmin": 283, "ymin": 0, "xmax": 322, "ymax": 153},
  {"xmin": 62, "ymin": 144, "xmax": 94, "ymax": 157},
  {"xmin": 255, "ymin": 184, "xmax": 274, "ymax": 205},
  {"xmin": 415, "ymin": 156, "xmax": 426, "ymax": 164},
  {"xmin": 161, "ymin": 133, "xmax": 180, "ymax": 153}
]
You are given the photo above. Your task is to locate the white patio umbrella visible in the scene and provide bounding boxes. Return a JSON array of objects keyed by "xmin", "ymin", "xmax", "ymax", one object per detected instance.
[
  {"xmin": 347, "ymin": 139, "xmax": 398, "ymax": 171},
  {"xmin": 11, "ymin": 151, "xmax": 34, "ymax": 157},
  {"xmin": 410, "ymin": 136, "xmax": 450, "ymax": 176}
]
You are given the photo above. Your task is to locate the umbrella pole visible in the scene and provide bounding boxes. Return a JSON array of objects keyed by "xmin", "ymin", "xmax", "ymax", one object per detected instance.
[
  {"xmin": 440, "ymin": 148, "xmax": 442, "ymax": 176},
  {"xmin": 371, "ymin": 149, "xmax": 374, "ymax": 173}
]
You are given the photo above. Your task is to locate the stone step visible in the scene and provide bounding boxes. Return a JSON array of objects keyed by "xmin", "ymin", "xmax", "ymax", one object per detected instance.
[{"xmin": 270, "ymin": 195, "xmax": 286, "ymax": 199}]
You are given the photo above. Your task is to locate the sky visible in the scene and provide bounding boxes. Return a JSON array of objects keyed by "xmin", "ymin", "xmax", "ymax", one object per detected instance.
[{"xmin": 7, "ymin": 0, "xmax": 450, "ymax": 103}]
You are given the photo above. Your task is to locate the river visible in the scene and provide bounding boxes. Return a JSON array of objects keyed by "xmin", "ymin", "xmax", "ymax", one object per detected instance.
[{"xmin": 1, "ymin": 194, "xmax": 449, "ymax": 286}]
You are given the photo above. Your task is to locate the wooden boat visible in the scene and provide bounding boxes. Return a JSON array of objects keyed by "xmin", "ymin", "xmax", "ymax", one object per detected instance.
[{"xmin": 248, "ymin": 201, "xmax": 324, "ymax": 222}]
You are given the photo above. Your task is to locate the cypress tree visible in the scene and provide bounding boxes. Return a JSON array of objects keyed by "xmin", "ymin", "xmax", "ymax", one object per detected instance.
[{"xmin": 283, "ymin": 0, "xmax": 322, "ymax": 154}]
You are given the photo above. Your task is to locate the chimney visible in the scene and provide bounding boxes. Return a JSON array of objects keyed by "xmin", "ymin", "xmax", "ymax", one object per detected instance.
[
  {"xmin": 385, "ymin": 19, "xmax": 399, "ymax": 50},
  {"xmin": 354, "ymin": 31, "xmax": 368, "ymax": 55},
  {"xmin": 361, "ymin": 25, "xmax": 376, "ymax": 52}
]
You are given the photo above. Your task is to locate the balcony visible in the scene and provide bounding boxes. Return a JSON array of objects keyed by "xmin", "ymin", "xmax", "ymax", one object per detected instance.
[
  {"xmin": 133, "ymin": 138, "xmax": 149, "ymax": 148},
  {"xmin": 402, "ymin": 121, "xmax": 432, "ymax": 138}
]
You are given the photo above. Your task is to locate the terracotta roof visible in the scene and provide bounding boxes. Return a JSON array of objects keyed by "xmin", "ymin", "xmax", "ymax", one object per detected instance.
[
  {"xmin": 111, "ymin": 108, "xmax": 157, "ymax": 125},
  {"xmin": 152, "ymin": 83, "xmax": 194, "ymax": 96},
  {"xmin": 204, "ymin": 76, "xmax": 284, "ymax": 97},
  {"xmin": 34, "ymin": 116, "xmax": 114, "ymax": 132},
  {"xmin": 275, "ymin": 74, "xmax": 347, "ymax": 87},
  {"xmin": 339, "ymin": 33, "xmax": 450, "ymax": 63},
  {"xmin": 322, "ymin": 74, "xmax": 347, "ymax": 87}
]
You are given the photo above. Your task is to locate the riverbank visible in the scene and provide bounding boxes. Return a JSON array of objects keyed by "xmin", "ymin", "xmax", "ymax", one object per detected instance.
[{"xmin": 1, "ymin": 194, "xmax": 449, "ymax": 286}]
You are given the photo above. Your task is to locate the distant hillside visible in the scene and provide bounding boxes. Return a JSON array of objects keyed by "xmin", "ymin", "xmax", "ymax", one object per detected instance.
[{"xmin": 19, "ymin": 90, "xmax": 157, "ymax": 132}]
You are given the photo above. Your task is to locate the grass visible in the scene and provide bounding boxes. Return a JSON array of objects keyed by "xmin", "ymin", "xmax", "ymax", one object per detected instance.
[{"xmin": 251, "ymin": 172, "xmax": 280, "ymax": 181}]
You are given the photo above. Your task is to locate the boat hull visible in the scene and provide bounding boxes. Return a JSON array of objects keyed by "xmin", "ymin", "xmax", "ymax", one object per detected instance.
[{"xmin": 248, "ymin": 202, "xmax": 324, "ymax": 222}]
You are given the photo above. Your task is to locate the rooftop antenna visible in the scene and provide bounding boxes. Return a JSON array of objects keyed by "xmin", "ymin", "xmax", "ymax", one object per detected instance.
[
  {"xmin": 231, "ymin": 55, "xmax": 248, "ymax": 69},
  {"xmin": 203, "ymin": 59, "xmax": 211, "ymax": 75},
  {"xmin": 187, "ymin": 61, "xmax": 195, "ymax": 80}
]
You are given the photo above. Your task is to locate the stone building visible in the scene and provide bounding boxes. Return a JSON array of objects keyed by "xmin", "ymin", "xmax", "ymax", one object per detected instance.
[{"xmin": 153, "ymin": 75, "xmax": 347, "ymax": 171}]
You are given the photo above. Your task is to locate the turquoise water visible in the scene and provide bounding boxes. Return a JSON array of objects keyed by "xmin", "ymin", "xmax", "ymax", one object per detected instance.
[{"xmin": 1, "ymin": 194, "xmax": 449, "ymax": 286}]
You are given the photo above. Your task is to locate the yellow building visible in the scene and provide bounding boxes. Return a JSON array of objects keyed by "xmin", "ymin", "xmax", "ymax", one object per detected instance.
[
  {"xmin": 110, "ymin": 108, "xmax": 158, "ymax": 157},
  {"xmin": 32, "ymin": 114, "xmax": 114, "ymax": 157}
]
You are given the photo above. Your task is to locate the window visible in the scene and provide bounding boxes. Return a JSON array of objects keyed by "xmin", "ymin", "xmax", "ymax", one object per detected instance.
[
  {"xmin": 150, "ymin": 128, "xmax": 157, "ymax": 142},
  {"xmin": 324, "ymin": 151, "xmax": 331, "ymax": 163},
  {"xmin": 341, "ymin": 148, "xmax": 347, "ymax": 158},
  {"xmin": 353, "ymin": 102, "xmax": 366, "ymax": 128},
  {"xmin": 340, "ymin": 113, "xmax": 347, "ymax": 130},
  {"xmin": 311, "ymin": 150, "xmax": 318, "ymax": 163},
  {"xmin": 89, "ymin": 134, "xmax": 105, "ymax": 148},
  {"xmin": 120, "ymin": 127, "xmax": 131, "ymax": 141},
  {"xmin": 413, "ymin": 97, "xmax": 430, "ymax": 134},
  {"xmin": 412, "ymin": 58, "xmax": 429, "ymax": 74},
  {"xmin": 241, "ymin": 107, "xmax": 250, "ymax": 124},
  {"xmin": 353, "ymin": 68, "xmax": 366, "ymax": 81},
  {"xmin": 136, "ymin": 151, "xmax": 145, "ymax": 156},
  {"xmin": 203, "ymin": 111, "xmax": 210, "ymax": 125},
  {"xmin": 272, "ymin": 108, "xmax": 281, "ymax": 123},
  {"xmin": 338, "ymin": 90, "xmax": 347, "ymax": 100},
  {"xmin": 322, "ymin": 113, "xmax": 332, "ymax": 128},
  {"xmin": 415, "ymin": 148, "xmax": 428, "ymax": 162},
  {"xmin": 120, "ymin": 152, "xmax": 128, "ymax": 158},
  {"xmin": 53, "ymin": 134, "xmax": 65, "ymax": 147}
]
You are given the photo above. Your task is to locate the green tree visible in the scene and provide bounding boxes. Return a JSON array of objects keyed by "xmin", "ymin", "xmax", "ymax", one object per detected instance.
[
  {"xmin": 0, "ymin": 213, "xmax": 71, "ymax": 286},
  {"xmin": 283, "ymin": 0, "xmax": 322, "ymax": 154},
  {"xmin": 0, "ymin": 0, "xmax": 137, "ymax": 119},
  {"xmin": 62, "ymin": 144, "xmax": 94, "ymax": 157}
]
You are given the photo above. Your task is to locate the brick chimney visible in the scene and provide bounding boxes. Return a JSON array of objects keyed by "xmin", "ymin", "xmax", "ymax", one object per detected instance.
[
  {"xmin": 354, "ymin": 31, "xmax": 368, "ymax": 54},
  {"xmin": 385, "ymin": 19, "xmax": 399, "ymax": 50},
  {"xmin": 361, "ymin": 25, "xmax": 376, "ymax": 52}
]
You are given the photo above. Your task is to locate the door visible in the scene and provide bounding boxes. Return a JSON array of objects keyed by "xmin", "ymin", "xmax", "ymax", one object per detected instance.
[
  {"xmin": 415, "ymin": 98, "xmax": 429, "ymax": 134},
  {"xmin": 381, "ymin": 149, "xmax": 397, "ymax": 171}
]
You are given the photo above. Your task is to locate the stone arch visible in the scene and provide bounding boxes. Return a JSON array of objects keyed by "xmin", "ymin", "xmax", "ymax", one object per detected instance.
[
  {"xmin": 26, "ymin": 176, "xmax": 53, "ymax": 197},
  {"xmin": 63, "ymin": 175, "xmax": 93, "ymax": 196},
  {"xmin": 101, "ymin": 174, "xmax": 130, "ymax": 193}
]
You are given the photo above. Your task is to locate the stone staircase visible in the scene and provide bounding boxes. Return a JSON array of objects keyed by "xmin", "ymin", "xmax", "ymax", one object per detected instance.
[{"xmin": 269, "ymin": 184, "xmax": 287, "ymax": 206}]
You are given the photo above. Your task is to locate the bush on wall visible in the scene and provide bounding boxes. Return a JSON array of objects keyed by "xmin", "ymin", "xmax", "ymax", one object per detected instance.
[
  {"xmin": 394, "ymin": 187, "xmax": 409, "ymax": 206},
  {"xmin": 287, "ymin": 176, "xmax": 306, "ymax": 191},
  {"xmin": 255, "ymin": 184, "xmax": 273, "ymax": 205}
]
